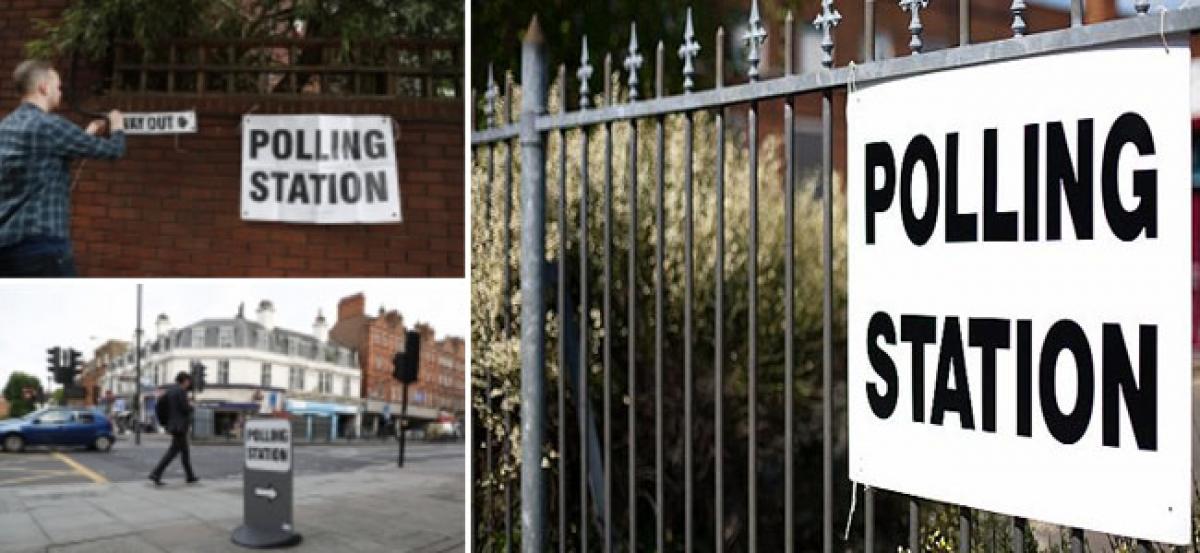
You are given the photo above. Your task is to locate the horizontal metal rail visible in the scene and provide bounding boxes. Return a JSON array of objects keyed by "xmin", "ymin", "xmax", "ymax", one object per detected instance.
[{"xmin": 473, "ymin": 5, "xmax": 1200, "ymax": 145}]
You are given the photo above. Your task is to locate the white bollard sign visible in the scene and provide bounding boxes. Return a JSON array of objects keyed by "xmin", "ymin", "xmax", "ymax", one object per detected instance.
[
  {"xmin": 847, "ymin": 38, "xmax": 1192, "ymax": 544},
  {"xmin": 232, "ymin": 417, "xmax": 300, "ymax": 548}
]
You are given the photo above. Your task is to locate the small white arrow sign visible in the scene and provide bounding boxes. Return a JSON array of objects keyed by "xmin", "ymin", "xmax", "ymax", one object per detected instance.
[
  {"xmin": 254, "ymin": 486, "xmax": 277, "ymax": 501},
  {"xmin": 122, "ymin": 110, "xmax": 198, "ymax": 135}
]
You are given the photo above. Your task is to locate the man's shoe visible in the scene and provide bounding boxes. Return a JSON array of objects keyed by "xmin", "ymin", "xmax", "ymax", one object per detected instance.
[
  {"xmin": 186, "ymin": 477, "xmax": 200, "ymax": 484},
  {"xmin": 148, "ymin": 475, "xmax": 164, "ymax": 486}
]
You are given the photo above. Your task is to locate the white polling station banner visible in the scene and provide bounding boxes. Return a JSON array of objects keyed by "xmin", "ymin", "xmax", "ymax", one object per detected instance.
[
  {"xmin": 240, "ymin": 115, "xmax": 401, "ymax": 224},
  {"xmin": 846, "ymin": 37, "xmax": 1191, "ymax": 544},
  {"xmin": 122, "ymin": 110, "xmax": 197, "ymax": 135}
]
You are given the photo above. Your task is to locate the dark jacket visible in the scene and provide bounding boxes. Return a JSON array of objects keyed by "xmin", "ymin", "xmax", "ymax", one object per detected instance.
[{"xmin": 161, "ymin": 385, "xmax": 193, "ymax": 434}]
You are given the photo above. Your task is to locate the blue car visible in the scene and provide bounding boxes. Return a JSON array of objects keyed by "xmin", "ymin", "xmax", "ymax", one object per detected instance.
[{"xmin": 0, "ymin": 407, "xmax": 116, "ymax": 453}]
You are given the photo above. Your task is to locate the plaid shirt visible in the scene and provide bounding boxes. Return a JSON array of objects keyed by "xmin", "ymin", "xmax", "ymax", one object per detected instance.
[{"xmin": 0, "ymin": 102, "xmax": 125, "ymax": 248}]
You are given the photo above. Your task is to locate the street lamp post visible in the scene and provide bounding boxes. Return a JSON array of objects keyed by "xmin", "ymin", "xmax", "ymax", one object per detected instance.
[{"xmin": 134, "ymin": 283, "xmax": 143, "ymax": 446}]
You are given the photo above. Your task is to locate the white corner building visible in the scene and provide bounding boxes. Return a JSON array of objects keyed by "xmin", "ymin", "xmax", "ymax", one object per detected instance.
[{"xmin": 101, "ymin": 301, "xmax": 363, "ymax": 440}]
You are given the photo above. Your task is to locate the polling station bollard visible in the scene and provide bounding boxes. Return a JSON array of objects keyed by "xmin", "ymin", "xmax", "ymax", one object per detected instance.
[{"xmin": 232, "ymin": 417, "xmax": 302, "ymax": 548}]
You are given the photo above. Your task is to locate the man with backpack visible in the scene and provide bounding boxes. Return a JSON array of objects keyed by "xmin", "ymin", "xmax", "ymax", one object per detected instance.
[{"xmin": 148, "ymin": 372, "xmax": 199, "ymax": 485}]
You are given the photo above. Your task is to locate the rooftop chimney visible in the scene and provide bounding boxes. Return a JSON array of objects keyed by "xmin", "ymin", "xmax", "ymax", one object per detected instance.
[
  {"xmin": 313, "ymin": 310, "xmax": 329, "ymax": 342},
  {"xmin": 257, "ymin": 300, "xmax": 276, "ymax": 331},
  {"xmin": 337, "ymin": 293, "xmax": 365, "ymax": 321}
]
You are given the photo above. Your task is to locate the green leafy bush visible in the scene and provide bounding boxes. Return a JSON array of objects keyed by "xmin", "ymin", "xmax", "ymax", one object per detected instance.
[{"xmin": 472, "ymin": 73, "xmax": 848, "ymax": 551}]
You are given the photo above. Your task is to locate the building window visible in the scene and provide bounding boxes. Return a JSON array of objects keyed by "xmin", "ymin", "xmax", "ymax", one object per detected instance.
[
  {"xmin": 289, "ymin": 366, "xmax": 305, "ymax": 390},
  {"xmin": 191, "ymin": 329, "xmax": 204, "ymax": 348},
  {"xmin": 261, "ymin": 363, "xmax": 271, "ymax": 387},
  {"xmin": 218, "ymin": 359, "xmax": 230, "ymax": 384},
  {"xmin": 287, "ymin": 338, "xmax": 298, "ymax": 356},
  {"xmin": 255, "ymin": 330, "xmax": 267, "ymax": 349},
  {"xmin": 205, "ymin": 326, "xmax": 218, "ymax": 347},
  {"xmin": 219, "ymin": 327, "xmax": 234, "ymax": 348},
  {"xmin": 342, "ymin": 376, "xmax": 350, "ymax": 397}
]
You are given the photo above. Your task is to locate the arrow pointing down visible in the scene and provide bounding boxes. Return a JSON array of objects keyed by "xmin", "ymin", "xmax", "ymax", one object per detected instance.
[{"xmin": 254, "ymin": 486, "xmax": 277, "ymax": 501}]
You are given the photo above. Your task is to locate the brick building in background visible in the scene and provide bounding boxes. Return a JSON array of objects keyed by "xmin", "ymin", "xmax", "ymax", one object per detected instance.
[
  {"xmin": 78, "ymin": 339, "xmax": 130, "ymax": 407},
  {"xmin": 329, "ymin": 293, "xmax": 465, "ymax": 434},
  {"xmin": 412, "ymin": 322, "xmax": 466, "ymax": 417},
  {"xmin": 0, "ymin": 1, "xmax": 463, "ymax": 276}
]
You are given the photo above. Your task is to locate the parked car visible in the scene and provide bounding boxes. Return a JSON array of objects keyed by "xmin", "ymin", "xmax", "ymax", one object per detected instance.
[{"xmin": 0, "ymin": 407, "xmax": 116, "ymax": 452}]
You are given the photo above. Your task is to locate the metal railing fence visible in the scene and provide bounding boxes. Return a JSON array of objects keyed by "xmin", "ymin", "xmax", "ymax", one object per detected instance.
[{"xmin": 109, "ymin": 37, "xmax": 461, "ymax": 99}]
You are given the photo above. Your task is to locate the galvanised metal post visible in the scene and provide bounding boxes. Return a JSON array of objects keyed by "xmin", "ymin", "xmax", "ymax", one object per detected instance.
[
  {"xmin": 816, "ymin": 0, "xmax": 840, "ymax": 550},
  {"xmin": 1070, "ymin": 528, "xmax": 1084, "ymax": 553},
  {"xmin": 518, "ymin": 15, "xmax": 548, "ymax": 553}
]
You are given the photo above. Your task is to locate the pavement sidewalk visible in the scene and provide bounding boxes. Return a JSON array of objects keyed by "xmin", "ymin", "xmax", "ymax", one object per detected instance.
[{"xmin": 0, "ymin": 462, "xmax": 463, "ymax": 552}]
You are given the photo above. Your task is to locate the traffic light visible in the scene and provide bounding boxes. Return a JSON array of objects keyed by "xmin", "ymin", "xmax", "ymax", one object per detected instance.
[
  {"xmin": 66, "ymin": 348, "xmax": 82, "ymax": 371},
  {"xmin": 392, "ymin": 331, "xmax": 421, "ymax": 384},
  {"xmin": 392, "ymin": 352, "xmax": 406, "ymax": 382},
  {"xmin": 47, "ymin": 346, "xmax": 73, "ymax": 385},
  {"xmin": 46, "ymin": 346, "xmax": 61, "ymax": 373},
  {"xmin": 190, "ymin": 361, "xmax": 207, "ymax": 393},
  {"xmin": 62, "ymin": 348, "xmax": 82, "ymax": 387}
]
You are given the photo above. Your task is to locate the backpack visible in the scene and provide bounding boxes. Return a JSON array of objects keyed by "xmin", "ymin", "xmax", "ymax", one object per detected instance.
[{"xmin": 155, "ymin": 390, "xmax": 170, "ymax": 426}]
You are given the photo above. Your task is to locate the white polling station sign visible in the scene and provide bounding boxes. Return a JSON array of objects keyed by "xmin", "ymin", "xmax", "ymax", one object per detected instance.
[
  {"xmin": 240, "ymin": 114, "xmax": 401, "ymax": 224},
  {"xmin": 122, "ymin": 110, "xmax": 197, "ymax": 135},
  {"xmin": 846, "ymin": 38, "xmax": 1191, "ymax": 544},
  {"xmin": 244, "ymin": 418, "xmax": 292, "ymax": 473}
]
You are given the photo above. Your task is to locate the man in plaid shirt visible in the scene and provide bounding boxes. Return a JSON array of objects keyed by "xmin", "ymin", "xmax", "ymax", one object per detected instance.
[{"xmin": 0, "ymin": 59, "xmax": 125, "ymax": 277}]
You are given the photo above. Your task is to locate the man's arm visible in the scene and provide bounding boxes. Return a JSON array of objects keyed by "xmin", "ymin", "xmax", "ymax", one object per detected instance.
[{"xmin": 45, "ymin": 111, "xmax": 125, "ymax": 160}]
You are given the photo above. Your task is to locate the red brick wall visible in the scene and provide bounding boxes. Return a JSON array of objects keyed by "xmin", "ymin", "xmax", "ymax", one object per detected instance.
[
  {"xmin": 0, "ymin": 1, "xmax": 73, "ymax": 107},
  {"xmin": 0, "ymin": 2, "xmax": 464, "ymax": 277},
  {"xmin": 68, "ymin": 96, "xmax": 463, "ymax": 277}
]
